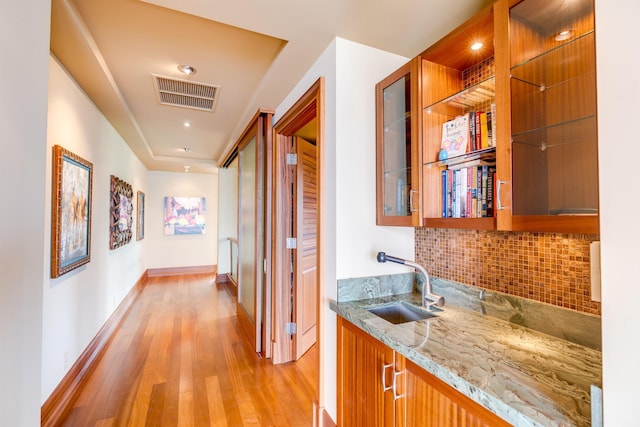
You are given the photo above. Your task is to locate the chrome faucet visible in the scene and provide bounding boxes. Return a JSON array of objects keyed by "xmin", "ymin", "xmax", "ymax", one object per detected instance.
[{"xmin": 377, "ymin": 252, "xmax": 445, "ymax": 309}]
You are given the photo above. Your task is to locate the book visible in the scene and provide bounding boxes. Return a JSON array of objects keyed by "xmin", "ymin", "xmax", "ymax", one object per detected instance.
[
  {"xmin": 480, "ymin": 165, "xmax": 489, "ymax": 217},
  {"xmin": 479, "ymin": 112, "xmax": 489, "ymax": 149},
  {"xmin": 466, "ymin": 167, "xmax": 473, "ymax": 218},
  {"xmin": 490, "ymin": 103, "xmax": 497, "ymax": 147},
  {"xmin": 471, "ymin": 166, "xmax": 478, "ymax": 218},
  {"xmin": 475, "ymin": 111, "xmax": 481, "ymax": 152},
  {"xmin": 459, "ymin": 168, "xmax": 467, "ymax": 218},
  {"xmin": 441, "ymin": 170, "xmax": 447, "ymax": 218},
  {"xmin": 487, "ymin": 167, "xmax": 495, "ymax": 217},
  {"xmin": 468, "ymin": 111, "xmax": 476, "ymax": 151},
  {"xmin": 486, "ymin": 111, "xmax": 493, "ymax": 149},
  {"xmin": 440, "ymin": 115, "xmax": 469, "ymax": 159},
  {"xmin": 446, "ymin": 169, "xmax": 453, "ymax": 218}
]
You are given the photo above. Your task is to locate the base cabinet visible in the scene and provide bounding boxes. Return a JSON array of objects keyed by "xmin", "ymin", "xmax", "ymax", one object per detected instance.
[
  {"xmin": 338, "ymin": 318, "xmax": 511, "ymax": 427},
  {"xmin": 404, "ymin": 359, "xmax": 511, "ymax": 427},
  {"xmin": 337, "ymin": 317, "xmax": 397, "ymax": 427}
]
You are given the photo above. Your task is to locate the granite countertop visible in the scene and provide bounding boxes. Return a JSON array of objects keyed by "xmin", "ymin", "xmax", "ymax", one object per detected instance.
[{"xmin": 330, "ymin": 292, "xmax": 602, "ymax": 427}]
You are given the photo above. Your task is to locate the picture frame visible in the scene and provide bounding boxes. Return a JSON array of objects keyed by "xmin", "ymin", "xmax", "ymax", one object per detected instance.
[
  {"xmin": 51, "ymin": 145, "xmax": 93, "ymax": 278},
  {"xmin": 109, "ymin": 175, "xmax": 133, "ymax": 249},
  {"xmin": 136, "ymin": 191, "xmax": 145, "ymax": 241},
  {"xmin": 163, "ymin": 196, "xmax": 206, "ymax": 235}
]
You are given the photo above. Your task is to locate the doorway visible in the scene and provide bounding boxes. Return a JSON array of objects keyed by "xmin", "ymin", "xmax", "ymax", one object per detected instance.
[{"xmin": 272, "ymin": 78, "xmax": 325, "ymax": 423}]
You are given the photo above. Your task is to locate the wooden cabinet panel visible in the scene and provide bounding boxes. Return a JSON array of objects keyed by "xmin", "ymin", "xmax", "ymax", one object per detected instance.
[
  {"xmin": 403, "ymin": 358, "xmax": 511, "ymax": 427},
  {"xmin": 337, "ymin": 318, "xmax": 395, "ymax": 427}
]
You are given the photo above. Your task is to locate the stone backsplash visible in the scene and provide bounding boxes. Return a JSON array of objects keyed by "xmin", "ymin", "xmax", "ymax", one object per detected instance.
[{"xmin": 415, "ymin": 228, "xmax": 601, "ymax": 315}]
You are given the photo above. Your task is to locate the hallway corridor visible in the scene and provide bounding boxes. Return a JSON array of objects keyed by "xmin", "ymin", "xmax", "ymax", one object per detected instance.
[{"xmin": 59, "ymin": 274, "xmax": 317, "ymax": 426}]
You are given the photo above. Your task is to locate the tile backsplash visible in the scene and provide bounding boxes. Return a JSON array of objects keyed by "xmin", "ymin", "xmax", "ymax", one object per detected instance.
[{"xmin": 415, "ymin": 228, "xmax": 601, "ymax": 315}]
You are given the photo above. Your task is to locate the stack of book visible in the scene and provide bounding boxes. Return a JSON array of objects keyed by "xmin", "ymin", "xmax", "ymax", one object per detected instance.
[
  {"xmin": 441, "ymin": 160, "xmax": 496, "ymax": 219},
  {"xmin": 439, "ymin": 103, "xmax": 496, "ymax": 159}
]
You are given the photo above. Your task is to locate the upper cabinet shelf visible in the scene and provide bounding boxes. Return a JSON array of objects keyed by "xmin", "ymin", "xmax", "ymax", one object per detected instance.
[{"xmin": 425, "ymin": 77, "xmax": 495, "ymax": 113}]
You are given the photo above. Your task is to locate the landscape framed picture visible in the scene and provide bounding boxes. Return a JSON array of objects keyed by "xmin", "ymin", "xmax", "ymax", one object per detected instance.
[
  {"xmin": 109, "ymin": 175, "xmax": 133, "ymax": 249},
  {"xmin": 163, "ymin": 196, "xmax": 206, "ymax": 235},
  {"xmin": 51, "ymin": 145, "xmax": 93, "ymax": 278},
  {"xmin": 136, "ymin": 191, "xmax": 145, "ymax": 241}
]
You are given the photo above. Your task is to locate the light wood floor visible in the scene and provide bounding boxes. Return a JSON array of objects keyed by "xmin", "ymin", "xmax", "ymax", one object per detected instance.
[{"xmin": 60, "ymin": 274, "xmax": 318, "ymax": 426}]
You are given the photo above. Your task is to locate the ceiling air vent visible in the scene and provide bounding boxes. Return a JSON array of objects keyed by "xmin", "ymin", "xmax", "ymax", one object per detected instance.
[{"xmin": 152, "ymin": 74, "xmax": 220, "ymax": 112}]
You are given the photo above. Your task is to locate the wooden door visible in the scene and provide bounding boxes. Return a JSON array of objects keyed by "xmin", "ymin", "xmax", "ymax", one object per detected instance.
[
  {"xmin": 294, "ymin": 136, "xmax": 317, "ymax": 359},
  {"xmin": 337, "ymin": 318, "xmax": 395, "ymax": 427}
]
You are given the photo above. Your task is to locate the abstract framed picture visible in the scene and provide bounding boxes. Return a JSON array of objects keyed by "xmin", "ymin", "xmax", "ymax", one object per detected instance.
[
  {"xmin": 51, "ymin": 145, "xmax": 93, "ymax": 278},
  {"xmin": 164, "ymin": 196, "xmax": 206, "ymax": 235},
  {"xmin": 109, "ymin": 175, "xmax": 133, "ymax": 249},
  {"xmin": 136, "ymin": 191, "xmax": 145, "ymax": 241}
]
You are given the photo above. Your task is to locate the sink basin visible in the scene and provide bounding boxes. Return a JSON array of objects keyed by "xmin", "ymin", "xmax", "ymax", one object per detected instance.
[{"xmin": 367, "ymin": 301, "xmax": 438, "ymax": 324}]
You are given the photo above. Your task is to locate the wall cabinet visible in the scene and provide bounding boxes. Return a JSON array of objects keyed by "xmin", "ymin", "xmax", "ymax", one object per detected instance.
[
  {"xmin": 375, "ymin": 0, "xmax": 599, "ymax": 234},
  {"xmin": 376, "ymin": 58, "xmax": 423, "ymax": 226},
  {"xmin": 500, "ymin": 0, "xmax": 598, "ymax": 233},
  {"xmin": 337, "ymin": 317, "xmax": 511, "ymax": 426}
]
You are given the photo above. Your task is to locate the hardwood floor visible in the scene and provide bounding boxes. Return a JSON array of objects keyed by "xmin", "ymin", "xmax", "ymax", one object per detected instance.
[{"xmin": 60, "ymin": 274, "xmax": 317, "ymax": 426}]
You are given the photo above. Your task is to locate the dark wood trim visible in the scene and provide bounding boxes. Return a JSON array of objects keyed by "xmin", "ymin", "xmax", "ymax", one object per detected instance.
[
  {"xmin": 146, "ymin": 264, "xmax": 217, "ymax": 277},
  {"xmin": 322, "ymin": 409, "xmax": 336, "ymax": 427},
  {"xmin": 219, "ymin": 108, "xmax": 276, "ymax": 168},
  {"xmin": 41, "ymin": 271, "xmax": 148, "ymax": 427},
  {"xmin": 215, "ymin": 272, "xmax": 230, "ymax": 284}
]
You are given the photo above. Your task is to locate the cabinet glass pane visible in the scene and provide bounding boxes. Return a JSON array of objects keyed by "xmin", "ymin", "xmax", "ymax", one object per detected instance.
[
  {"xmin": 382, "ymin": 75, "xmax": 412, "ymax": 217},
  {"xmin": 510, "ymin": 0, "xmax": 598, "ymax": 216},
  {"xmin": 239, "ymin": 136, "xmax": 257, "ymax": 323}
]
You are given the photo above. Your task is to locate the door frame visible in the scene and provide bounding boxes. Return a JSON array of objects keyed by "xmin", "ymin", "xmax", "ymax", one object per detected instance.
[{"xmin": 272, "ymin": 77, "xmax": 324, "ymax": 419}]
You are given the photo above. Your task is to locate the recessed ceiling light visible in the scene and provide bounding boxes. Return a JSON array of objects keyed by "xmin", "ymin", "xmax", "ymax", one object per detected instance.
[
  {"xmin": 177, "ymin": 64, "xmax": 197, "ymax": 75},
  {"xmin": 554, "ymin": 29, "xmax": 574, "ymax": 41},
  {"xmin": 183, "ymin": 121, "xmax": 191, "ymax": 128},
  {"xmin": 470, "ymin": 42, "xmax": 483, "ymax": 51}
]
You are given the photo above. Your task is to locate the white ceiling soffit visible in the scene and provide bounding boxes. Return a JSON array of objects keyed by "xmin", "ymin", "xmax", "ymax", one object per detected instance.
[{"xmin": 152, "ymin": 74, "xmax": 221, "ymax": 112}]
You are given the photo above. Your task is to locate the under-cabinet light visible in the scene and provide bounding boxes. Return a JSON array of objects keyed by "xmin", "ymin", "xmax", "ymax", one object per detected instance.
[{"xmin": 554, "ymin": 29, "xmax": 574, "ymax": 41}]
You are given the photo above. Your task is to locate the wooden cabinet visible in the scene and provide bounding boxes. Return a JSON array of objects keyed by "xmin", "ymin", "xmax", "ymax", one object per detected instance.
[
  {"xmin": 403, "ymin": 358, "xmax": 511, "ymax": 427},
  {"xmin": 337, "ymin": 317, "xmax": 511, "ymax": 427},
  {"xmin": 375, "ymin": 0, "xmax": 599, "ymax": 234},
  {"xmin": 337, "ymin": 317, "xmax": 399, "ymax": 426},
  {"xmin": 498, "ymin": 0, "xmax": 599, "ymax": 234},
  {"xmin": 376, "ymin": 58, "xmax": 423, "ymax": 227},
  {"xmin": 419, "ymin": 4, "xmax": 499, "ymax": 230}
]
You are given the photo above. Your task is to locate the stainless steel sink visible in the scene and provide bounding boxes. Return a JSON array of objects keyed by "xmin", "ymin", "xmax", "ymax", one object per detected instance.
[{"xmin": 367, "ymin": 301, "xmax": 438, "ymax": 324}]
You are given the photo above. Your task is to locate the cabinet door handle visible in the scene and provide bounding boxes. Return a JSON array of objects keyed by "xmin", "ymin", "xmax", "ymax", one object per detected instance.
[
  {"xmin": 409, "ymin": 190, "xmax": 418, "ymax": 213},
  {"xmin": 497, "ymin": 180, "xmax": 507, "ymax": 211},
  {"xmin": 382, "ymin": 363, "xmax": 393, "ymax": 392},
  {"xmin": 392, "ymin": 370, "xmax": 405, "ymax": 401}
]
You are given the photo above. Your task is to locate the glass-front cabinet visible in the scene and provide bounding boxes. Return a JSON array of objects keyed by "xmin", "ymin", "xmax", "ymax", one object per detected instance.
[
  {"xmin": 505, "ymin": 0, "xmax": 599, "ymax": 233},
  {"xmin": 376, "ymin": 58, "xmax": 422, "ymax": 226},
  {"xmin": 374, "ymin": 0, "xmax": 599, "ymax": 234}
]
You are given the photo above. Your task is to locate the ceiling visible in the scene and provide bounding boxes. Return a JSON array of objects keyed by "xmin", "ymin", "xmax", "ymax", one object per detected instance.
[{"xmin": 50, "ymin": 0, "xmax": 487, "ymax": 174}]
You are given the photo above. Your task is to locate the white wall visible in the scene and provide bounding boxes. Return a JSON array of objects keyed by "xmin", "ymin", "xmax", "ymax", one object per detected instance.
[
  {"xmin": 596, "ymin": 0, "xmax": 640, "ymax": 424},
  {"xmin": 217, "ymin": 158, "xmax": 238, "ymax": 274},
  {"xmin": 274, "ymin": 37, "xmax": 411, "ymax": 422},
  {"xmin": 146, "ymin": 171, "xmax": 218, "ymax": 269},
  {"xmin": 42, "ymin": 56, "xmax": 149, "ymax": 402},
  {"xmin": 0, "ymin": 0, "xmax": 50, "ymax": 424}
]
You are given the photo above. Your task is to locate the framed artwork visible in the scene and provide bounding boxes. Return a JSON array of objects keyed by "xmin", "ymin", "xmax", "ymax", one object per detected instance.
[
  {"xmin": 136, "ymin": 191, "xmax": 145, "ymax": 241},
  {"xmin": 164, "ymin": 196, "xmax": 206, "ymax": 235},
  {"xmin": 109, "ymin": 175, "xmax": 133, "ymax": 249},
  {"xmin": 51, "ymin": 145, "xmax": 93, "ymax": 278}
]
